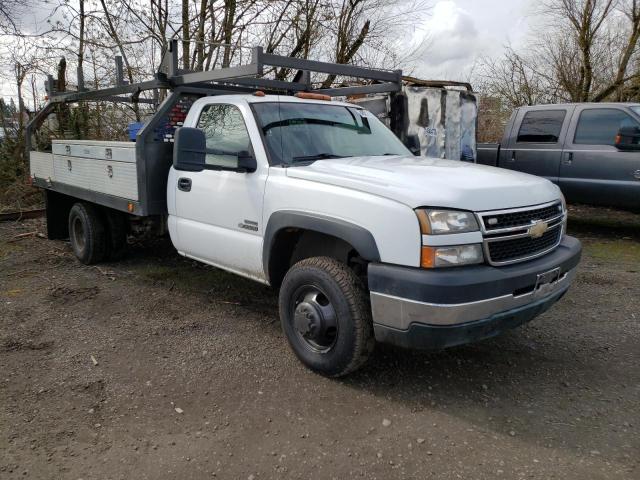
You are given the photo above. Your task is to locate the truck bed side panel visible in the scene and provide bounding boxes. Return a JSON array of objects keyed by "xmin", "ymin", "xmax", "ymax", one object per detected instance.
[
  {"xmin": 53, "ymin": 154, "xmax": 93, "ymax": 191},
  {"xmin": 50, "ymin": 146, "xmax": 139, "ymax": 201},
  {"xmin": 30, "ymin": 152, "xmax": 54, "ymax": 179}
]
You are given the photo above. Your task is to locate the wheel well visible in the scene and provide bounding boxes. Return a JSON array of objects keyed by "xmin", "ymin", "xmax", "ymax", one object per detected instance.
[
  {"xmin": 268, "ymin": 228, "xmax": 368, "ymax": 288},
  {"xmin": 44, "ymin": 190, "xmax": 75, "ymax": 239},
  {"xmin": 45, "ymin": 191, "xmax": 133, "ymax": 241}
]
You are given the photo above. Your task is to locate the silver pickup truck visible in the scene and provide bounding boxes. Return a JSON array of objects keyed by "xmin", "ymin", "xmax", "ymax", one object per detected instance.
[{"xmin": 477, "ymin": 103, "xmax": 640, "ymax": 210}]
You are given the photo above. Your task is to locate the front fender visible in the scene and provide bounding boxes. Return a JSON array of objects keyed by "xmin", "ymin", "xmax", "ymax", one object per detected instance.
[{"xmin": 263, "ymin": 210, "xmax": 380, "ymax": 283}]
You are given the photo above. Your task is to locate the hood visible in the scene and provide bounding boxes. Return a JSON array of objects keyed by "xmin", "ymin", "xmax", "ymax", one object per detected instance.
[{"xmin": 285, "ymin": 155, "xmax": 561, "ymax": 211}]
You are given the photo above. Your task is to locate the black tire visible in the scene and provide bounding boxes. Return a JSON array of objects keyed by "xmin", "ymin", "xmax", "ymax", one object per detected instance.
[
  {"xmin": 279, "ymin": 256, "xmax": 375, "ymax": 377},
  {"xmin": 68, "ymin": 202, "xmax": 107, "ymax": 265},
  {"xmin": 103, "ymin": 209, "xmax": 128, "ymax": 261}
]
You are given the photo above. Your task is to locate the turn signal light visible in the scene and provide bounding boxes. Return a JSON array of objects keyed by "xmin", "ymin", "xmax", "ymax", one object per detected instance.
[
  {"xmin": 420, "ymin": 246, "xmax": 436, "ymax": 268},
  {"xmin": 127, "ymin": 202, "xmax": 134, "ymax": 213}
]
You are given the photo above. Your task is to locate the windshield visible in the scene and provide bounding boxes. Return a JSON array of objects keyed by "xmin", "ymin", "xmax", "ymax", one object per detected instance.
[
  {"xmin": 252, "ymin": 102, "xmax": 411, "ymax": 165},
  {"xmin": 630, "ymin": 106, "xmax": 640, "ymax": 118}
]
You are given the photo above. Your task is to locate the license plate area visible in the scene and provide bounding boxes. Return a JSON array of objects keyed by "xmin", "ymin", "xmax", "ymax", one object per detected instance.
[{"xmin": 533, "ymin": 267, "xmax": 561, "ymax": 298}]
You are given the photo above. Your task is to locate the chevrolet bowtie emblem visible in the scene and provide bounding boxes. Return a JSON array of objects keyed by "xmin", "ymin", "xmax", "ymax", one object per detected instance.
[{"xmin": 528, "ymin": 220, "xmax": 548, "ymax": 239}]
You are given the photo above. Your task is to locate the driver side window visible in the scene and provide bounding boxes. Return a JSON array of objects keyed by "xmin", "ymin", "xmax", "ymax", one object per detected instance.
[{"xmin": 197, "ymin": 104, "xmax": 252, "ymax": 169}]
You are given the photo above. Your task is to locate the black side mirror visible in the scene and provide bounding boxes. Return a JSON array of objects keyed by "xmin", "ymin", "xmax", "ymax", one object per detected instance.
[
  {"xmin": 237, "ymin": 150, "xmax": 257, "ymax": 173},
  {"xmin": 405, "ymin": 134, "xmax": 421, "ymax": 156},
  {"xmin": 615, "ymin": 126, "xmax": 640, "ymax": 151},
  {"xmin": 174, "ymin": 127, "xmax": 206, "ymax": 171}
]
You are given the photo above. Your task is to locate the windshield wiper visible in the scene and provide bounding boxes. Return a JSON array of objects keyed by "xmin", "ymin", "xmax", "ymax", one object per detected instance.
[{"xmin": 291, "ymin": 153, "xmax": 346, "ymax": 163}]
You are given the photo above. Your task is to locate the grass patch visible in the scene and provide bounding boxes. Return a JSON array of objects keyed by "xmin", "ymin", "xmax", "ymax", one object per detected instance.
[
  {"xmin": 567, "ymin": 205, "xmax": 640, "ymax": 241},
  {"xmin": 0, "ymin": 182, "xmax": 43, "ymax": 213},
  {"xmin": 582, "ymin": 239, "xmax": 640, "ymax": 264},
  {"xmin": 0, "ymin": 240, "xmax": 21, "ymax": 260}
]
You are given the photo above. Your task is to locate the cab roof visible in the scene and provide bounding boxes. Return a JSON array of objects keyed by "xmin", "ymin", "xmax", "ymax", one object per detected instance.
[
  {"xmin": 195, "ymin": 93, "xmax": 360, "ymax": 109},
  {"xmin": 517, "ymin": 102, "xmax": 640, "ymax": 110}
]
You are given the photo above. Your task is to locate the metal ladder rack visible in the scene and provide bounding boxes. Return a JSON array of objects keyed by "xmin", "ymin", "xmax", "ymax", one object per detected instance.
[
  {"xmin": 43, "ymin": 39, "xmax": 403, "ymax": 104},
  {"xmin": 28, "ymin": 40, "xmax": 403, "ymax": 152}
]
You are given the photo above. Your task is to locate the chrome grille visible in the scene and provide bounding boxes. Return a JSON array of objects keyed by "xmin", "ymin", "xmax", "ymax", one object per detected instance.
[
  {"xmin": 477, "ymin": 201, "xmax": 566, "ymax": 266},
  {"xmin": 487, "ymin": 227, "xmax": 562, "ymax": 263},
  {"xmin": 482, "ymin": 202, "xmax": 563, "ymax": 230}
]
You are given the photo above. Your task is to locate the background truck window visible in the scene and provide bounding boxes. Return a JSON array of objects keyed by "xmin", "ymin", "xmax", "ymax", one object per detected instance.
[
  {"xmin": 573, "ymin": 108, "xmax": 639, "ymax": 146},
  {"xmin": 197, "ymin": 104, "xmax": 252, "ymax": 168},
  {"xmin": 516, "ymin": 110, "xmax": 566, "ymax": 143}
]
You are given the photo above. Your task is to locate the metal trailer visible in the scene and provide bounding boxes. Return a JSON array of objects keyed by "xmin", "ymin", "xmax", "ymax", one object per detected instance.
[
  {"xmin": 27, "ymin": 40, "xmax": 405, "ymax": 236},
  {"xmin": 353, "ymin": 80, "xmax": 478, "ymax": 161}
]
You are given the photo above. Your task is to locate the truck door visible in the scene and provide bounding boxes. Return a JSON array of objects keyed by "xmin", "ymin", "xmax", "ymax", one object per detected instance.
[
  {"xmin": 501, "ymin": 108, "xmax": 571, "ymax": 183},
  {"xmin": 171, "ymin": 101, "xmax": 269, "ymax": 282},
  {"xmin": 560, "ymin": 106, "xmax": 640, "ymax": 209}
]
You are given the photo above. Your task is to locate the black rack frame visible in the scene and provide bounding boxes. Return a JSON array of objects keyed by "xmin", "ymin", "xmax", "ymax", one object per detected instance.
[{"xmin": 27, "ymin": 39, "xmax": 402, "ymax": 152}]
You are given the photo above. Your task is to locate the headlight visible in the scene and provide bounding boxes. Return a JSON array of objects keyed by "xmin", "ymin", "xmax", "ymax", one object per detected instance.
[
  {"xmin": 421, "ymin": 244, "xmax": 484, "ymax": 268},
  {"xmin": 415, "ymin": 209, "xmax": 479, "ymax": 234}
]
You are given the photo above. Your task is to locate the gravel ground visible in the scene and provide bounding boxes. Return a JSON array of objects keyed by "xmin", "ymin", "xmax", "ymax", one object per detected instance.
[{"xmin": 0, "ymin": 211, "xmax": 638, "ymax": 480}]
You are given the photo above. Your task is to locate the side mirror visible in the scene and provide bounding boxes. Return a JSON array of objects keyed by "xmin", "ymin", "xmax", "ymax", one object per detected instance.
[
  {"xmin": 173, "ymin": 127, "xmax": 206, "ymax": 171},
  {"xmin": 615, "ymin": 126, "xmax": 640, "ymax": 151},
  {"xmin": 405, "ymin": 134, "xmax": 421, "ymax": 156},
  {"xmin": 237, "ymin": 150, "xmax": 257, "ymax": 173}
]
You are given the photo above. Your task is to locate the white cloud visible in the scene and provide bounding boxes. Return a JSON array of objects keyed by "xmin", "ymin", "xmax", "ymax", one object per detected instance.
[
  {"xmin": 404, "ymin": 0, "xmax": 533, "ymax": 82},
  {"xmin": 405, "ymin": 0, "xmax": 485, "ymax": 78}
]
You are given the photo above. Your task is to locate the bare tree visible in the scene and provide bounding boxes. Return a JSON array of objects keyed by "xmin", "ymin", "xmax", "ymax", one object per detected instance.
[
  {"xmin": 0, "ymin": 0, "xmax": 30, "ymax": 34},
  {"xmin": 593, "ymin": 0, "xmax": 640, "ymax": 100},
  {"xmin": 480, "ymin": 0, "xmax": 640, "ymax": 107},
  {"xmin": 478, "ymin": 47, "xmax": 562, "ymax": 108},
  {"xmin": 544, "ymin": 0, "xmax": 617, "ymax": 101}
]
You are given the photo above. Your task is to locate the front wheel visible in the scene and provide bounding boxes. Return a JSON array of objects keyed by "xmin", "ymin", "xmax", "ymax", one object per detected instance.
[{"xmin": 279, "ymin": 257, "xmax": 375, "ymax": 377}]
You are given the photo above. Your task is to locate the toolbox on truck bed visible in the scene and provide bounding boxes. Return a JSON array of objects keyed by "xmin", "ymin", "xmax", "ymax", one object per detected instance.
[
  {"xmin": 30, "ymin": 91, "xmax": 202, "ymax": 216},
  {"xmin": 32, "ymin": 140, "xmax": 137, "ymax": 200}
]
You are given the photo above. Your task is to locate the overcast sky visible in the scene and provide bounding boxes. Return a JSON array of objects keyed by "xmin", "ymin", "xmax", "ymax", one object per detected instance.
[
  {"xmin": 405, "ymin": 0, "xmax": 535, "ymax": 81},
  {"xmin": 1, "ymin": 0, "xmax": 537, "ymax": 101}
]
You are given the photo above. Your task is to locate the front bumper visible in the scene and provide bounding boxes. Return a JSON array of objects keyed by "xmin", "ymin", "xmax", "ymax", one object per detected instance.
[{"xmin": 368, "ymin": 235, "xmax": 582, "ymax": 350}]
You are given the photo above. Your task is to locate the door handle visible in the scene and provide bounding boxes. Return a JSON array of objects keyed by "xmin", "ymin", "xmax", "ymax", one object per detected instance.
[
  {"xmin": 633, "ymin": 169, "xmax": 640, "ymax": 180},
  {"xmin": 562, "ymin": 152, "xmax": 573, "ymax": 165},
  {"xmin": 178, "ymin": 177, "xmax": 192, "ymax": 192}
]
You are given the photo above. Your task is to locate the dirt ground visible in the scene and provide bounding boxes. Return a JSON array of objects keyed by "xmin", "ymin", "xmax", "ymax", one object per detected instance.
[{"xmin": 1, "ymin": 207, "xmax": 639, "ymax": 479}]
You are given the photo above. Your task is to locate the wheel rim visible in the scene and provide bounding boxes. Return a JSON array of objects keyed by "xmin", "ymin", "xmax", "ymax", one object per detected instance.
[
  {"xmin": 71, "ymin": 216, "xmax": 86, "ymax": 253},
  {"xmin": 291, "ymin": 285, "xmax": 338, "ymax": 353}
]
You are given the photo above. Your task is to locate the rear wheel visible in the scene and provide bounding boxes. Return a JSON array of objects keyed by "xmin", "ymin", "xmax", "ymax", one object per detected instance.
[
  {"xmin": 68, "ymin": 203, "xmax": 107, "ymax": 265},
  {"xmin": 279, "ymin": 256, "xmax": 374, "ymax": 377}
]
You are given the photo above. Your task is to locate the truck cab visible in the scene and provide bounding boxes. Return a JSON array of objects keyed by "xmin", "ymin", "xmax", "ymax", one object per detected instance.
[
  {"xmin": 479, "ymin": 103, "xmax": 640, "ymax": 210},
  {"xmin": 165, "ymin": 93, "xmax": 581, "ymax": 375}
]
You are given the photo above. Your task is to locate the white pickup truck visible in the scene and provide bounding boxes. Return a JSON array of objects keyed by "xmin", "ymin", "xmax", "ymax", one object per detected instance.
[{"xmin": 28, "ymin": 52, "xmax": 581, "ymax": 376}]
